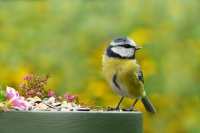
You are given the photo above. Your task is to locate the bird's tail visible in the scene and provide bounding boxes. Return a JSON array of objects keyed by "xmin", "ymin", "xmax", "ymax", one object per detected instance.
[{"xmin": 141, "ymin": 96, "xmax": 156, "ymax": 114}]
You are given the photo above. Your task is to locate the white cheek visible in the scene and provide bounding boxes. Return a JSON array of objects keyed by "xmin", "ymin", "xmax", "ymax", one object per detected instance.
[
  {"xmin": 111, "ymin": 47, "xmax": 134, "ymax": 57},
  {"xmin": 110, "ymin": 42, "xmax": 119, "ymax": 46}
]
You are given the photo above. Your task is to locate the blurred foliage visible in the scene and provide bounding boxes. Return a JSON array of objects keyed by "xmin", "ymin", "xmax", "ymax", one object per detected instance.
[
  {"xmin": 0, "ymin": 0, "xmax": 199, "ymax": 132},
  {"xmin": 0, "ymin": 86, "xmax": 5, "ymax": 102}
]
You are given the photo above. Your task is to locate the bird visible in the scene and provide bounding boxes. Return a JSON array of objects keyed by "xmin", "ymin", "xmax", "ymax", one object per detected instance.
[{"xmin": 102, "ymin": 37, "xmax": 156, "ymax": 113}]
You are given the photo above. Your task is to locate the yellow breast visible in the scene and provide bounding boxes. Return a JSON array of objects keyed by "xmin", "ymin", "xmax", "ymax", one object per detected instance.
[{"xmin": 102, "ymin": 55, "xmax": 144, "ymax": 98}]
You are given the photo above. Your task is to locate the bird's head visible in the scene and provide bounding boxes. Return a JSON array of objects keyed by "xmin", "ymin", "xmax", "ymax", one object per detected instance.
[{"xmin": 106, "ymin": 37, "xmax": 142, "ymax": 59}]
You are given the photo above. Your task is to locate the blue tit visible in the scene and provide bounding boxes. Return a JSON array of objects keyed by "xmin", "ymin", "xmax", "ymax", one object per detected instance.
[{"xmin": 102, "ymin": 37, "xmax": 156, "ymax": 113}]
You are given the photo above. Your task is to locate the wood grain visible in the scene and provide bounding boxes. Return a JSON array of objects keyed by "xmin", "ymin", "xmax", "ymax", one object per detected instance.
[{"xmin": 0, "ymin": 111, "xmax": 143, "ymax": 133}]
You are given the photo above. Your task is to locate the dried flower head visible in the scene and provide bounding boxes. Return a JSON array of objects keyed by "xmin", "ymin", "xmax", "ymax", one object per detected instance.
[{"xmin": 19, "ymin": 74, "xmax": 50, "ymax": 98}]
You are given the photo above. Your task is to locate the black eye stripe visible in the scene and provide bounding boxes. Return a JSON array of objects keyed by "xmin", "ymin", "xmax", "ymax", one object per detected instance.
[{"xmin": 118, "ymin": 44, "xmax": 134, "ymax": 48}]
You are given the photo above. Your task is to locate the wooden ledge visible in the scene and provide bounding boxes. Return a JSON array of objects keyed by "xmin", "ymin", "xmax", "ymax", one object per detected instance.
[{"xmin": 0, "ymin": 111, "xmax": 143, "ymax": 133}]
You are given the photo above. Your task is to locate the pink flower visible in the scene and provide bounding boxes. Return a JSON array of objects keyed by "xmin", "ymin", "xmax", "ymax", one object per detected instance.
[
  {"xmin": 64, "ymin": 93, "xmax": 76, "ymax": 103},
  {"xmin": 6, "ymin": 87, "xmax": 30, "ymax": 111},
  {"xmin": 6, "ymin": 87, "xmax": 19, "ymax": 99},
  {"xmin": 48, "ymin": 90, "xmax": 56, "ymax": 97},
  {"xmin": 23, "ymin": 74, "xmax": 32, "ymax": 81}
]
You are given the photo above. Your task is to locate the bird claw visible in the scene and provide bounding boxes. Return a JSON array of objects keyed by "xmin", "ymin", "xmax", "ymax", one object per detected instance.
[
  {"xmin": 107, "ymin": 106, "xmax": 120, "ymax": 111},
  {"xmin": 122, "ymin": 108, "xmax": 137, "ymax": 112}
]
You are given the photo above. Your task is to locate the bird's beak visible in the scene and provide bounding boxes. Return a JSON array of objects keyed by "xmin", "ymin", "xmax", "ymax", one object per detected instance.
[{"xmin": 136, "ymin": 46, "xmax": 142, "ymax": 50}]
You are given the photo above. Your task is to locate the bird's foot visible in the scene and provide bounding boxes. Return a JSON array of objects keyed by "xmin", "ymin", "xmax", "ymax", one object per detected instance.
[
  {"xmin": 107, "ymin": 106, "xmax": 120, "ymax": 111},
  {"xmin": 122, "ymin": 108, "xmax": 137, "ymax": 112}
]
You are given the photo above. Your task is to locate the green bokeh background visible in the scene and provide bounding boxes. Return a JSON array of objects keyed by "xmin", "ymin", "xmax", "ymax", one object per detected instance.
[{"xmin": 0, "ymin": 0, "xmax": 199, "ymax": 132}]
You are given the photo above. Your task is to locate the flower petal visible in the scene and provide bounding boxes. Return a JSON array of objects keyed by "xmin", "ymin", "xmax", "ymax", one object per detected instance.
[{"xmin": 6, "ymin": 87, "xmax": 19, "ymax": 100}]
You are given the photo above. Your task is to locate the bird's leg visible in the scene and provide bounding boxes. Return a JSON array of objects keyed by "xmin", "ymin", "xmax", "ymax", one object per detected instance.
[
  {"xmin": 107, "ymin": 96, "xmax": 124, "ymax": 111},
  {"xmin": 115, "ymin": 96, "xmax": 124, "ymax": 110},
  {"xmin": 123, "ymin": 98, "xmax": 139, "ymax": 111},
  {"xmin": 130, "ymin": 98, "xmax": 139, "ymax": 111}
]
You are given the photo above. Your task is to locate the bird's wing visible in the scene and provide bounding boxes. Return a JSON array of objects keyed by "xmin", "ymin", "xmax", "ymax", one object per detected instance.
[{"xmin": 137, "ymin": 66, "xmax": 144, "ymax": 83}]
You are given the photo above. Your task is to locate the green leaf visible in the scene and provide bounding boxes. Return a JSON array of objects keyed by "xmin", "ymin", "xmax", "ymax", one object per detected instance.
[{"xmin": 0, "ymin": 86, "xmax": 5, "ymax": 102}]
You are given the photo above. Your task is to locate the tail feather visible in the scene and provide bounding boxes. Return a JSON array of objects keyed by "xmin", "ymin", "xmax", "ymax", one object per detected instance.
[{"xmin": 141, "ymin": 96, "xmax": 156, "ymax": 114}]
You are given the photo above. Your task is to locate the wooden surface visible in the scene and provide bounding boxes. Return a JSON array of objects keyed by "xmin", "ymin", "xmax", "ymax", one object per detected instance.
[{"xmin": 0, "ymin": 111, "xmax": 143, "ymax": 133}]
